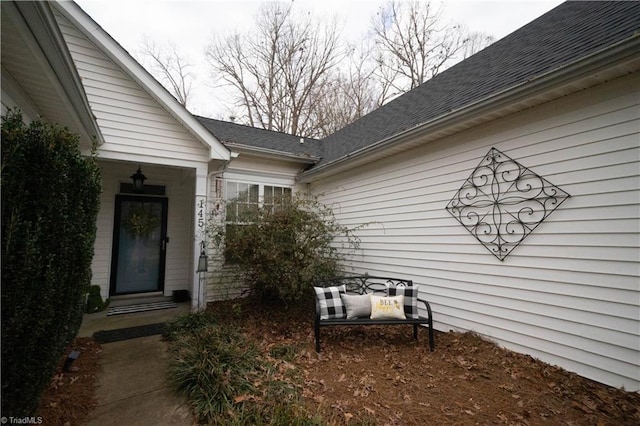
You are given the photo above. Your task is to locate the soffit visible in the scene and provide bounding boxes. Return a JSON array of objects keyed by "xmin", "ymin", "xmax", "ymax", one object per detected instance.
[{"xmin": 1, "ymin": 6, "xmax": 93, "ymax": 149}]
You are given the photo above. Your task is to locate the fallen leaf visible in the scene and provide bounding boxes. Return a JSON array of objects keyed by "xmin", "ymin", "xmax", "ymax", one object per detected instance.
[{"xmin": 234, "ymin": 394, "xmax": 251, "ymax": 403}]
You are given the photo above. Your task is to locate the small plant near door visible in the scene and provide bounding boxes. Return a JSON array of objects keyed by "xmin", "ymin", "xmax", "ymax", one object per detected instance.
[{"xmin": 85, "ymin": 285, "xmax": 108, "ymax": 313}]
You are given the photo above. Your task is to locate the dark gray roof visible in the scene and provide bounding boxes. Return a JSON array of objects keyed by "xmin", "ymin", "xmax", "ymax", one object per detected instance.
[
  {"xmin": 319, "ymin": 1, "xmax": 640, "ymax": 165},
  {"xmin": 196, "ymin": 2, "xmax": 639, "ymax": 169},
  {"xmin": 196, "ymin": 116, "xmax": 323, "ymax": 161}
]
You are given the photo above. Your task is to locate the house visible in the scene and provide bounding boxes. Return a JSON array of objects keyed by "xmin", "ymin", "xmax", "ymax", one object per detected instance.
[
  {"xmin": 195, "ymin": 117, "xmax": 323, "ymax": 299},
  {"xmin": 2, "ymin": 1, "xmax": 638, "ymax": 391},
  {"xmin": 2, "ymin": 0, "xmax": 231, "ymax": 311},
  {"xmin": 298, "ymin": 1, "xmax": 640, "ymax": 392}
]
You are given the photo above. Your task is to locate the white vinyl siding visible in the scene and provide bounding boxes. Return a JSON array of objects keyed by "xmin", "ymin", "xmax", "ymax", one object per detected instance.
[
  {"xmin": 54, "ymin": 10, "xmax": 209, "ymax": 166},
  {"xmin": 311, "ymin": 73, "xmax": 640, "ymax": 391},
  {"xmin": 206, "ymin": 154, "xmax": 305, "ymax": 301}
]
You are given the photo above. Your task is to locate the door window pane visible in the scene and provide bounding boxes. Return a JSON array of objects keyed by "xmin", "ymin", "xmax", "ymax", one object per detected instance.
[{"xmin": 114, "ymin": 199, "xmax": 165, "ymax": 294}]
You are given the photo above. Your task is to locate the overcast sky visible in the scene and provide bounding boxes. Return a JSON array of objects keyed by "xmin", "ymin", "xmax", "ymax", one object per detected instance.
[{"xmin": 75, "ymin": 0, "xmax": 564, "ymax": 119}]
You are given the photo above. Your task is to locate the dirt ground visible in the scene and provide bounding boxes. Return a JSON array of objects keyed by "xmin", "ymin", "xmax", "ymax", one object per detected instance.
[
  {"xmin": 36, "ymin": 338, "xmax": 101, "ymax": 426},
  {"xmin": 39, "ymin": 300, "xmax": 639, "ymax": 425},
  {"xmin": 212, "ymin": 299, "xmax": 640, "ymax": 426}
]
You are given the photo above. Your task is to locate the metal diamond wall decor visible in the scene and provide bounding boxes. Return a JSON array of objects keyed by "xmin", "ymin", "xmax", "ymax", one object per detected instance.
[{"xmin": 445, "ymin": 147, "xmax": 570, "ymax": 261}]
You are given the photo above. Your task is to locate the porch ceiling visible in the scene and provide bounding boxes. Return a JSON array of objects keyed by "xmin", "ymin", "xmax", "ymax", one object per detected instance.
[{"xmin": 1, "ymin": 2, "xmax": 99, "ymax": 151}]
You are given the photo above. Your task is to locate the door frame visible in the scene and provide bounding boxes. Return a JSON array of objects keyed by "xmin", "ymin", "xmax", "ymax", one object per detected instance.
[{"xmin": 109, "ymin": 194, "xmax": 169, "ymax": 296}]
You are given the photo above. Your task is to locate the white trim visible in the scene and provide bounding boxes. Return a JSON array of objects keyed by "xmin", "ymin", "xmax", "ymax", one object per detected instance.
[
  {"xmin": 224, "ymin": 142, "xmax": 320, "ymax": 164},
  {"xmin": 223, "ymin": 171, "xmax": 296, "ymax": 187},
  {"xmin": 95, "ymin": 150, "xmax": 210, "ymax": 170},
  {"xmin": 3, "ymin": 1, "xmax": 102, "ymax": 144},
  {"xmin": 52, "ymin": 1, "xmax": 230, "ymax": 162},
  {"xmin": 192, "ymin": 165, "xmax": 208, "ymax": 311},
  {"xmin": 1, "ymin": 69, "xmax": 41, "ymax": 120}
]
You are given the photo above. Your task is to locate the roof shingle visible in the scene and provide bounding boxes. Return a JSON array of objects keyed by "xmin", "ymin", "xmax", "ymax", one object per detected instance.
[
  {"xmin": 318, "ymin": 1, "xmax": 640, "ymax": 165},
  {"xmin": 196, "ymin": 116, "xmax": 323, "ymax": 160},
  {"xmin": 195, "ymin": 2, "xmax": 640, "ymax": 170}
]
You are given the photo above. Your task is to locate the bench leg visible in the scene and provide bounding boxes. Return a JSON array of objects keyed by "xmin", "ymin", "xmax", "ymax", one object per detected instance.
[
  {"xmin": 315, "ymin": 321, "xmax": 321, "ymax": 352},
  {"xmin": 413, "ymin": 324, "xmax": 418, "ymax": 340},
  {"xmin": 428, "ymin": 322, "xmax": 435, "ymax": 352}
]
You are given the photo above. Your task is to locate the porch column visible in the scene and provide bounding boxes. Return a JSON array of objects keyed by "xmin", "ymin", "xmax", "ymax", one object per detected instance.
[{"xmin": 192, "ymin": 165, "xmax": 208, "ymax": 311}]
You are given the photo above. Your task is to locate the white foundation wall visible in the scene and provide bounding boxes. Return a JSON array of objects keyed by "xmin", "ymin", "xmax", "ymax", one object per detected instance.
[
  {"xmin": 310, "ymin": 73, "xmax": 640, "ymax": 391},
  {"xmin": 91, "ymin": 161, "xmax": 196, "ymax": 300}
]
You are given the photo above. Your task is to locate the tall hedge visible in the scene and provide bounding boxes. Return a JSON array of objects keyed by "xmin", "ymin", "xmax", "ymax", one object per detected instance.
[{"xmin": 1, "ymin": 110, "xmax": 101, "ymax": 415}]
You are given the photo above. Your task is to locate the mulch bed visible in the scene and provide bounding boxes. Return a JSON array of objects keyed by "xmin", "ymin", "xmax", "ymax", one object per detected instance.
[
  {"xmin": 210, "ymin": 298, "xmax": 640, "ymax": 425},
  {"xmin": 36, "ymin": 338, "xmax": 102, "ymax": 426},
  {"xmin": 37, "ymin": 299, "xmax": 640, "ymax": 425}
]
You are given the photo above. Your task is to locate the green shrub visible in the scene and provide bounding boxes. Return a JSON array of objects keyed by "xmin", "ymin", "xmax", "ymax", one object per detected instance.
[
  {"xmin": 210, "ymin": 196, "xmax": 361, "ymax": 305},
  {"xmin": 85, "ymin": 285, "xmax": 107, "ymax": 313},
  {"xmin": 1, "ymin": 110, "xmax": 101, "ymax": 415},
  {"xmin": 166, "ymin": 313, "xmax": 321, "ymax": 424},
  {"xmin": 168, "ymin": 324, "xmax": 261, "ymax": 422},
  {"xmin": 163, "ymin": 310, "xmax": 217, "ymax": 342}
]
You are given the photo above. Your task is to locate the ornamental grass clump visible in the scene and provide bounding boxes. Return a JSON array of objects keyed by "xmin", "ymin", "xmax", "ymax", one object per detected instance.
[
  {"xmin": 163, "ymin": 310, "xmax": 217, "ymax": 341},
  {"xmin": 166, "ymin": 312, "xmax": 321, "ymax": 424},
  {"xmin": 168, "ymin": 323, "xmax": 260, "ymax": 422}
]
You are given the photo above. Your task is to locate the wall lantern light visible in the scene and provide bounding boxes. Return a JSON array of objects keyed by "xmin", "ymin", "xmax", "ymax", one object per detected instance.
[
  {"xmin": 130, "ymin": 166, "xmax": 147, "ymax": 193},
  {"xmin": 196, "ymin": 241, "xmax": 208, "ymax": 310},
  {"xmin": 197, "ymin": 241, "xmax": 208, "ymax": 273}
]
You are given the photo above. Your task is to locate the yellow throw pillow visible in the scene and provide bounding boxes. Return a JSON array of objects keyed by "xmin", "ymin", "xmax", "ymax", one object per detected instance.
[{"xmin": 370, "ymin": 295, "xmax": 406, "ymax": 320}]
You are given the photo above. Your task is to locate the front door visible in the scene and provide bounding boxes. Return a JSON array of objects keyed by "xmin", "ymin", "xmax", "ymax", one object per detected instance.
[{"xmin": 110, "ymin": 195, "xmax": 168, "ymax": 296}]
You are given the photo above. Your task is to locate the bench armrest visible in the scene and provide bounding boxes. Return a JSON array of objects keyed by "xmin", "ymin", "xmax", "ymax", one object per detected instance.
[
  {"xmin": 417, "ymin": 297, "xmax": 433, "ymax": 320},
  {"xmin": 315, "ymin": 295, "xmax": 321, "ymax": 322}
]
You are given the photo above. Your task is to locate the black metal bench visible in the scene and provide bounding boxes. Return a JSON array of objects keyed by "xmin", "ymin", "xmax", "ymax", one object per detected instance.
[{"xmin": 314, "ymin": 275, "xmax": 434, "ymax": 352}]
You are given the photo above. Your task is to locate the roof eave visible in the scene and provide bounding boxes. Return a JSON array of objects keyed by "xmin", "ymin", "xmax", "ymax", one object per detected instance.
[
  {"xmin": 224, "ymin": 142, "xmax": 321, "ymax": 164},
  {"xmin": 52, "ymin": 1, "xmax": 230, "ymax": 162},
  {"xmin": 12, "ymin": 1, "xmax": 104, "ymax": 145},
  {"xmin": 299, "ymin": 33, "xmax": 640, "ymax": 184}
]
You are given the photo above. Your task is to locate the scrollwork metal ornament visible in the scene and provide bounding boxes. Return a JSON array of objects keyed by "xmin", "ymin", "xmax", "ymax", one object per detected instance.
[{"xmin": 445, "ymin": 147, "xmax": 570, "ymax": 261}]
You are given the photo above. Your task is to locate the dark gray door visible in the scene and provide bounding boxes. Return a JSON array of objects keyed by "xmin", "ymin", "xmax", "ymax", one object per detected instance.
[{"xmin": 110, "ymin": 195, "xmax": 168, "ymax": 295}]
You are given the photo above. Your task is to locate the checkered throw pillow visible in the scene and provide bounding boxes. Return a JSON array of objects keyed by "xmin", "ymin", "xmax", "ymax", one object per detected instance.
[
  {"xmin": 387, "ymin": 284, "xmax": 419, "ymax": 319},
  {"xmin": 314, "ymin": 285, "xmax": 347, "ymax": 320}
]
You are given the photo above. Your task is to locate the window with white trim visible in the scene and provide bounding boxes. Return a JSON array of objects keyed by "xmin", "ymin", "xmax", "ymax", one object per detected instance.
[
  {"xmin": 223, "ymin": 180, "xmax": 292, "ymax": 262},
  {"xmin": 225, "ymin": 181, "xmax": 259, "ymax": 223}
]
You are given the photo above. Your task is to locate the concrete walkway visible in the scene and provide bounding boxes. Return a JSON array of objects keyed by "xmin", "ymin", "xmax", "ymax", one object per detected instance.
[{"xmin": 79, "ymin": 304, "xmax": 193, "ymax": 425}]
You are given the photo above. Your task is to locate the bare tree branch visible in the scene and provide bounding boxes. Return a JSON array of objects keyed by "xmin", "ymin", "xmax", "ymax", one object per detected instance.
[
  {"xmin": 371, "ymin": 0, "xmax": 494, "ymax": 103},
  {"xmin": 138, "ymin": 36, "xmax": 195, "ymax": 108},
  {"xmin": 205, "ymin": 2, "xmax": 345, "ymax": 137},
  {"xmin": 203, "ymin": 1, "xmax": 494, "ymax": 137}
]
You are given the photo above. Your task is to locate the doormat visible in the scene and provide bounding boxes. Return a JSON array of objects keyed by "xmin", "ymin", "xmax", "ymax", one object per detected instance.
[
  {"xmin": 106, "ymin": 300, "xmax": 177, "ymax": 316},
  {"xmin": 93, "ymin": 322, "xmax": 166, "ymax": 344}
]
